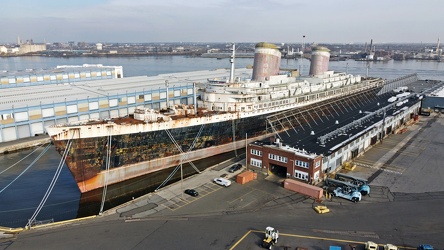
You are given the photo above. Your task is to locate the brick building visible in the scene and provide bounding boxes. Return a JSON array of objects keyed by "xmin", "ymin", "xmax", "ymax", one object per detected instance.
[{"xmin": 247, "ymin": 138, "xmax": 323, "ymax": 184}]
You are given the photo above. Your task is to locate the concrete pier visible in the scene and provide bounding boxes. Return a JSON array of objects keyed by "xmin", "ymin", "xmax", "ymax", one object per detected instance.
[{"xmin": 0, "ymin": 136, "xmax": 50, "ymax": 154}]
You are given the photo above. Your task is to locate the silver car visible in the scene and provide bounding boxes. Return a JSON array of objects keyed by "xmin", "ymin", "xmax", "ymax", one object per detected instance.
[{"xmin": 213, "ymin": 177, "xmax": 231, "ymax": 187}]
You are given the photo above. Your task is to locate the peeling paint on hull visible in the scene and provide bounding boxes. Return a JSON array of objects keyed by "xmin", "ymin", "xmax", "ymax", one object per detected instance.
[{"xmin": 54, "ymin": 114, "xmax": 272, "ymax": 193}]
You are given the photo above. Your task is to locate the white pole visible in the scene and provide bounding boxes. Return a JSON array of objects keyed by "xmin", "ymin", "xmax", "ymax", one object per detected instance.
[
  {"xmin": 245, "ymin": 133, "xmax": 248, "ymax": 168},
  {"xmin": 229, "ymin": 44, "xmax": 236, "ymax": 83}
]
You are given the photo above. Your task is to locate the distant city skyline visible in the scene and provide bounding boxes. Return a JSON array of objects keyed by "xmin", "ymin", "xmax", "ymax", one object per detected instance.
[{"xmin": 1, "ymin": 0, "xmax": 442, "ymax": 44}]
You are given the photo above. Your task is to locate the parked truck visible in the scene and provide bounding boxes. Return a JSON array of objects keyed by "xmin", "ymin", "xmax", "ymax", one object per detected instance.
[
  {"xmin": 326, "ymin": 178, "xmax": 362, "ymax": 203},
  {"xmin": 332, "ymin": 186, "xmax": 362, "ymax": 203},
  {"xmin": 334, "ymin": 173, "xmax": 371, "ymax": 195}
]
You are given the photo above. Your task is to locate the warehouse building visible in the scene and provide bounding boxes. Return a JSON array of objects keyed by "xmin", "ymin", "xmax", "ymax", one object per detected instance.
[
  {"xmin": 1, "ymin": 64, "xmax": 123, "ymax": 89},
  {"xmin": 421, "ymin": 83, "xmax": 444, "ymax": 113},
  {"xmin": 246, "ymin": 75, "xmax": 442, "ymax": 184}
]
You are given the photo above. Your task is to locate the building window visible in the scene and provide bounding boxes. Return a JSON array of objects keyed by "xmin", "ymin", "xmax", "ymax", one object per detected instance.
[
  {"xmin": 268, "ymin": 153, "xmax": 288, "ymax": 163},
  {"xmin": 295, "ymin": 160, "xmax": 309, "ymax": 169},
  {"xmin": 294, "ymin": 170, "xmax": 308, "ymax": 181},
  {"xmin": 315, "ymin": 161, "xmax": 321, "ymax": 168},
  {"xmin": 250, "ymin": 158, "xmax": 262, "ymax": 168},
  {"xmin": 251, "ymin": 149, "xmax": 262, "ymax": 156}
]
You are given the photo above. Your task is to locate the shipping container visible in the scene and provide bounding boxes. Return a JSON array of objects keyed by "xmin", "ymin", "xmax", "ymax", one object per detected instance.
[
  {"xmin": 283, "ymin": 179, "xmax": 323, "ymax": 199},
  {"xmin": 236, "ymin": 171, "xmax": 255, "ymax": 184}
]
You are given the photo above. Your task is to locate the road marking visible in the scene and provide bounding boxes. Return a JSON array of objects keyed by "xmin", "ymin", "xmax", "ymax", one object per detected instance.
[
  {"xmin": 372, "ymin": 146, "xmax": 419, "ymax": 157},
  {"xmin": 163, "ymin": 183, "xmax": 223, "ymax": 211},
  {"xmin": 228, "ymin": 189, "xmax": 255, "ymax": 204},
  {"xmin": 353, "ymin": 162, "xmax": 404, "ymax": 175},
  {"xmin": 229, "ymin": 230, "xmax": 252, "ymax": 250},
  {"xmin": 230, "ymin": 230, "xmax": 416, "ymax": 250}
]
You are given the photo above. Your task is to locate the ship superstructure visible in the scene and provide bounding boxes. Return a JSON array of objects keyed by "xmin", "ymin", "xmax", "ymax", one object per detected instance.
[{"xmin": 46, "ymin": 42, "xmax": 384, "ymax": 193}]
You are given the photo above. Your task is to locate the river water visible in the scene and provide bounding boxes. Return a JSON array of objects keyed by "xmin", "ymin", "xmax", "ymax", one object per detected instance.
[{"xmin": 0, "ymin": 56, "xmax": 443, "ymax": 228}]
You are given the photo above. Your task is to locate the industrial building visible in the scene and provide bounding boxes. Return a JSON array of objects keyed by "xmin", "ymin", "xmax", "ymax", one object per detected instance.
[
  {"xmin": 1, "ymin": 64, "xmax": 123, "ymax": 89},
  {"xmin": 421, "ymin": 84, "xmax": 444, "ymax": 113},
  {"xmin": 0, "ymin": 66, "xmax": 251, "ymax": 143}
]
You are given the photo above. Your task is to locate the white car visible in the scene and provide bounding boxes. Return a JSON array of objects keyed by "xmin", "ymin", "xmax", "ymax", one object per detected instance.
[{"xmin": 214, "ymin": 177, "xmax": 231, "ymax": 187}]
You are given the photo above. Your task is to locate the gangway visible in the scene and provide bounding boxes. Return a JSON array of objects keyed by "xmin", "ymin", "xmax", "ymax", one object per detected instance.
[{"xmin": 334, "ymin": 173, "xmax": 371, "ymax": 195}]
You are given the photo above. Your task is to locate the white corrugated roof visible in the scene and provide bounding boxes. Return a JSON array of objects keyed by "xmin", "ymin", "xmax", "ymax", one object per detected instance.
[{"xmin": 0, "ymin": 68, "xmax": 252, "ymax": 111}]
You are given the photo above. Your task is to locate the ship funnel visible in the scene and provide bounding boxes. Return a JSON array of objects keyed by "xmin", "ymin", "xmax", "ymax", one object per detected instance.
[
  {"xmin": 309, "ymin": 46, "xmax": 330, "ymax": 76},
  {"xmin": 252, "ymin": 42, "xmax": 281, "ymax": 81}
]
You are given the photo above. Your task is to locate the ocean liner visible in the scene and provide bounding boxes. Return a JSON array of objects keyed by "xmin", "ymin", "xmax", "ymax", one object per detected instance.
[{"xmin": 46, "ymin": 42, "xmax": 383, "ymax": 193}]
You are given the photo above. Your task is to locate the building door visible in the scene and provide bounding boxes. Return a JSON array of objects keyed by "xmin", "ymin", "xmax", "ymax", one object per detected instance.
[
  {"xmin": 351, "ymin": 148, "xmax": 359, "ymax": 159},
  {"xmin": 269, "ymin": 163, "xmax": 287, "ymax": 178}
]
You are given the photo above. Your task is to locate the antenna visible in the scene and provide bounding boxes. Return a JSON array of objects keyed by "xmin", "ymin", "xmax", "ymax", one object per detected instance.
[{"xmin": 229, "ymin": 43, "xmax": 235, "ymax": 83}]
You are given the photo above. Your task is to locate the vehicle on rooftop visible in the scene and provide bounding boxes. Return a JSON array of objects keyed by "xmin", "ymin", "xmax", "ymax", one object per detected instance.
[
  {"xmin": 417, "ymin": 244, "xmax": 434, "ymax": 250},
  {"xmin": 384, "ymin": 244, "xmax": 398, "ymax": 250}
]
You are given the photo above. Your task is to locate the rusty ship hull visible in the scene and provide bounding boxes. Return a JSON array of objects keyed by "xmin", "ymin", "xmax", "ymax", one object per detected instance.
[{"xmin": 52, "ymin": 113, "xmax": 271, "ymax": 193}]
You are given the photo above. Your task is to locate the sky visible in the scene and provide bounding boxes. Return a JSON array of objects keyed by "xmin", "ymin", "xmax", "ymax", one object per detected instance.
[{"xmin": 0, "ymin": 0, "xmax": 442, "ymax": 44}]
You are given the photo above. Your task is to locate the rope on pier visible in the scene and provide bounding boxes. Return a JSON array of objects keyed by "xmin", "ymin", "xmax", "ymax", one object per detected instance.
[
  {"xmin": 0, "ymin": 143, "xmax": 45, "ymax": 176},
  {"xmin": 0, "ymin": 144, "xmax": 51, "ymax": 194},
  {"xmin": 99, "ymin": 130, "xmax": 112, "ymax": 215},
  {"xmin": 26, "ymin": 136, "xmax": 73, "ymax": 229},
  {"xmin": 155, "ymin": 124, "xmax": 205, "ymax": 191}
]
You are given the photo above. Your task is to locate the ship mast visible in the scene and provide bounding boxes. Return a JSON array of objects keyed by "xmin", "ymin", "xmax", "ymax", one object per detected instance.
[{"xmin": 229, "ymin": 43, "xmax": 235, "ymax": 83}]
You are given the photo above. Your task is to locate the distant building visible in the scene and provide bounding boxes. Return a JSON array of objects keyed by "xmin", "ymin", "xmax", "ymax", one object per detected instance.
[
  {"xmin": 96, "ymin": 43, "xmax": 103, "ymax": 50},
  {"xmin": 0, "ymin": 46, "xmax": 7, "ymax": 54},
  {"xmin": 19, "ymin": 44, "xmax": 47, "ymax": 54}
]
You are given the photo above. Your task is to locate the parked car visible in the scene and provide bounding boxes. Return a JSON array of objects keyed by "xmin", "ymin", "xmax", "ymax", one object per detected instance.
[
  {"xmin": 184, "ymin": 189, "xmax": 199, "ymax": 197},
  {"xmin": 417, "ymin": 245, "xmax": 434, "ymax": 250},
  {"xmin": 228, "ymin": 163, "xmax": 242, "ymax": 173},
  {"xmin": 214, "ymin": 177, "xmax": 231, "ymax": 187}
]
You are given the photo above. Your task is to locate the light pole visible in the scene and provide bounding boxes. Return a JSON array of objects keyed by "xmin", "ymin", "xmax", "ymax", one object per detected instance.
[{"xmin": 165, "ymin": 80, "xmax": 169, "ymax": 108}]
